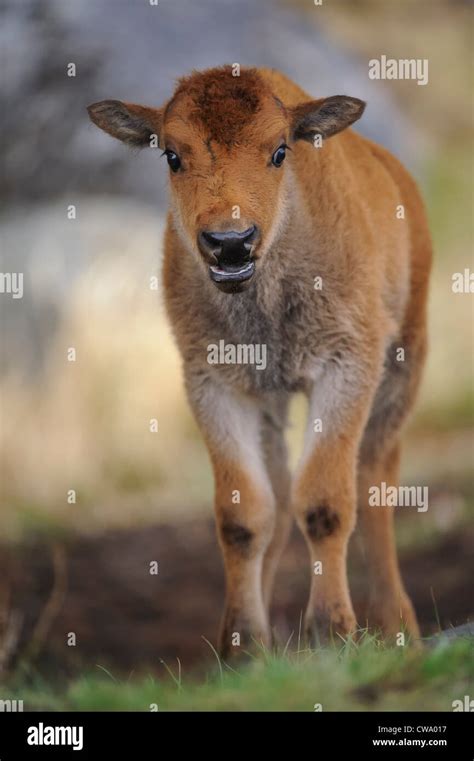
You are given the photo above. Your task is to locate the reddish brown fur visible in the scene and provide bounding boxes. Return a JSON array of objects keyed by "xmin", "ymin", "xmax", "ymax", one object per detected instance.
[
  {"xmin": 88, "ymin": 65, "xmax": 432, "ymax": 656},
  {"xmin": 170, "ymin": 67, "xmax": 265, "ymax": 146}
]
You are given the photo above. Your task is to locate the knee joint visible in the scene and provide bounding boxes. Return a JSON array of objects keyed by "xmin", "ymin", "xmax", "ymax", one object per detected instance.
[
  {"xmin": 220, "ymin": 519, "xmax": 254, "ymax": 553},
  {"xmin": 219, "ymin": 504, "xmax": 274, "ymax": 556},
  {"xmin": 304, "ymin": 504, "xmax": 342, "ymax": 541}
]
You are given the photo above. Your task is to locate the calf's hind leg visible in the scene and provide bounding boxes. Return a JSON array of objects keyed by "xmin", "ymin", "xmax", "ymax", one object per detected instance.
[
  {"xmin": 357, "ymin": 441, "xmax": 419, "ymax": 638},
  {"xmin": 357, "ymin": 333, "xmax": 428, "ymax": 640}
]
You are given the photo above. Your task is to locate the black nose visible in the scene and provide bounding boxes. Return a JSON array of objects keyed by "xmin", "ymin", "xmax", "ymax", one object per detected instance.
[{"xmin": 198, "ymin": 225, "xmax": 258, "ymax": 263}]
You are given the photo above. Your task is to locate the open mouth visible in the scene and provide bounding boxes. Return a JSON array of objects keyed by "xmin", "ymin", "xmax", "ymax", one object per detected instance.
[{"xmin": 209, "ymin": 260, "xmax": 255, "ymax": 285}]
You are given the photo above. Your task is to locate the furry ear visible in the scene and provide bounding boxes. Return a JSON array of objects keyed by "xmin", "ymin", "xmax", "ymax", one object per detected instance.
[
  {"xmin": 87, "ymin": 100, "xmax": 163, "ymax": 147},
  {"xmin": 291, "ymin": 95, "xmax": 366, "ymax": 143}
]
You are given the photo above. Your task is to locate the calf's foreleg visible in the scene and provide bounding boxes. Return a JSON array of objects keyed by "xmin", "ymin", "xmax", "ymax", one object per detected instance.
[
  {"xmin": 293, "ymin": 355, "xmax": 381, "ymax": 644},
  {"xmin": 260, "ymin": 394, "xmax": 292, "ymax": 613},
  {"xmin": 186, "ymin": 373, "xmax": 275, "ymax": 657}
]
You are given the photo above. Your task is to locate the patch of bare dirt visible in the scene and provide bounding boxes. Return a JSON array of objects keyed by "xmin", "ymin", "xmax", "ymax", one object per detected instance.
[{"xmin": 0, "ymin": 521, "xmax": 472, "ymax": 678}]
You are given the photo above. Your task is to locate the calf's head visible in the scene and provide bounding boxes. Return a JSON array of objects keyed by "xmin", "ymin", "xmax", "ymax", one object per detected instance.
[{"xmin": 88, "ymin": 66, "xmax": 364, "ymax": 293}]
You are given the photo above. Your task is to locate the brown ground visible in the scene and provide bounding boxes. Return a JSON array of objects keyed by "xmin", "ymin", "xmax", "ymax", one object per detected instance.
[{"xmin": 0, "ymin": 519, "xmax": 473, "ymax": 680}]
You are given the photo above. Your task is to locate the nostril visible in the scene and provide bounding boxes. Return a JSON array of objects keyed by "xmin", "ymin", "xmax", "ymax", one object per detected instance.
[
  {"xmin": 201, "ymin": 231, "xmax": 221, "ymax": 249},
  {"xmin": 198, "ymin": 226, "xmax": 259, "ymax": 264},
  {"xmin": 242, "ymin": 225, "xmax": 257, "ymax": 244},
  {"xmin": 198, "ymin": 232, "xmax": 220, "ymax": 258}
]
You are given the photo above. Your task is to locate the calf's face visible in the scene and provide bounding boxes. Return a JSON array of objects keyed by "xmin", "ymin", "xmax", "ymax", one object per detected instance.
[
  {"xmin": 88, "ymin": 67, "xmax": 365, "ymax": 293},
  {"xmin": 159, "ymin": 83, "xmax": 290, "ymax": 293}
]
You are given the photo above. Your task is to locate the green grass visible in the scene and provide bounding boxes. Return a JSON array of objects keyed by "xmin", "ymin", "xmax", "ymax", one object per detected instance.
[{"xmin": 5, "ymin": 636, "xmax": 473, "ymax": 712}]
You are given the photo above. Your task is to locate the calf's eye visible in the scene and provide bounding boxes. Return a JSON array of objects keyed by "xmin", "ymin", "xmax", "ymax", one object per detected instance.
[
  {"xmin": 164, "ymin": 150, "xmax": 181, "ymax": 172},
  {"xmin": 271, "ymin": 145, "xmax": 287, "ymax": 167}
]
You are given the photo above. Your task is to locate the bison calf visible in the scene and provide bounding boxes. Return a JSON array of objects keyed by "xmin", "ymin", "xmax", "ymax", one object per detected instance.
[{"xmin": 88, "ymin": 65, "xmax": 431, "ymax": 656}]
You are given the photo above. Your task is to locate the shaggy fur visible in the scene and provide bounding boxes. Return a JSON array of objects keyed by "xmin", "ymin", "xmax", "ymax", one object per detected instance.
[
  {"xmin": 169, "ymin": 67, "xmax": 265, "ymax": 146},
  {"xmin": 88, "ymin": 65, "xmax": 432, "ymax": 656}
]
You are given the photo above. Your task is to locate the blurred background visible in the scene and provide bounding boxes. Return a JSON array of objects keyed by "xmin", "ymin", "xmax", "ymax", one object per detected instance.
[{"xmin": 0, "ymin": 0, "xmax": 472, "ymax": 677}]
